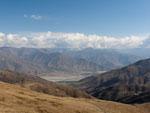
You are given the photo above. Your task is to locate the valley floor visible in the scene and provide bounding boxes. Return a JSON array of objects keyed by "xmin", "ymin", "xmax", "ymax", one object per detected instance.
[
  {"xmin": 39, "ymin": 71, "xmax": 105, "ymax": 82},
  {"xmin": 0, "ymin": 82, "xmax": 149, "ymax": 113}
]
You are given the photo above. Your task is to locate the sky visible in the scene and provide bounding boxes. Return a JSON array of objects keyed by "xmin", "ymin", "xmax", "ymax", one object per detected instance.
[{"xmin": 0, "ymin": 0, "xmax": 150, "ymax": 48}]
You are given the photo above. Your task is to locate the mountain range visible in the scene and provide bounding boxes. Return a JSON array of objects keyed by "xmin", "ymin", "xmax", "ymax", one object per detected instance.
[
  {"xmin": 74, "ymin": 58, "xmax": 150, "ymax": 103},
  {"xmin": 0, "ymin": 47, "xmax": 149, "ymax": 112},
  {"xmin": 0, "ymin": 47, "xmax": 140, "ymax": 75}
]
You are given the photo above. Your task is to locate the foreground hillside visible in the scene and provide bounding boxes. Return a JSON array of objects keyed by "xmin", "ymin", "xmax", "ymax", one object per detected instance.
[
  {"xmin": 0, "ymin": 82, "xmax": 150, "ymax": 113},
  {"xmin": 74, "ymin": 58, "xmax": 150, "ymax": 103},
  {"xmin": 0, "ymin": 70, "xmax": 90, "ymax": 98}
]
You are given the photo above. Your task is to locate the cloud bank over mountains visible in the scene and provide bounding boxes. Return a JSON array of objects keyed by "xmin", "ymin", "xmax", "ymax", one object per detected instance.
[{"xmin": 0, "ymin": 32, "xmax": 149, "ymax": 49}]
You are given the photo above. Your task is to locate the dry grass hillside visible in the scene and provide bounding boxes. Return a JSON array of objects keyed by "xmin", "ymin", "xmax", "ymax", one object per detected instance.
[
  {"xmin": 0, "ymin": 70, "xmax": 91, "ymax": 98},
  {"xmin": 0, "ymin": 81, "xmax": 149, "ymax": 113}
]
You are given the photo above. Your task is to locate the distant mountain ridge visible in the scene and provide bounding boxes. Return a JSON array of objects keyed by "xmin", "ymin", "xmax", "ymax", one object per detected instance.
[
  {"xmin": 0, "ymin": 47, "xmax": 140, "ymax": 75},
  {"xmin": 74, "ymin": 58, "xmax": 150, "ymax": 104},
  {"xmin": 68, "ymin": 48, "xmax": 140, "ymax": 70}
]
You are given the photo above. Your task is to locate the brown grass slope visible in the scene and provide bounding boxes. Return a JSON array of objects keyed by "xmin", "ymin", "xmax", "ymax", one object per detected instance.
[
  {"xmin": 0, "ymin": 82, "xmax": 150, "ymax": 113},
  {"xmin": 0, "ymin": 70, "xmax": 91, "ymax": 98}
]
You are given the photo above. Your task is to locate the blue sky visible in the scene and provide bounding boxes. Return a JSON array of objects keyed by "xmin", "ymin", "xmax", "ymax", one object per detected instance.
[{"xmin": 0, "ymin": 0, "xmax": 150, "ymax": 36}]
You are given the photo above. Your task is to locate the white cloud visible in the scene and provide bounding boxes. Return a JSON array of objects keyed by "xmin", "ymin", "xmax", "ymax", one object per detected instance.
[
  {"xmin": 30, "ymin": 15, "xmax": 42, "ymax": 20},
  {"xmin": 24, "ymin": 14, "xmax": 43, "ymax": 20},
  {"xmin": 0, "ymin": 32, "xmax": 148, "ymax": 49}
]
